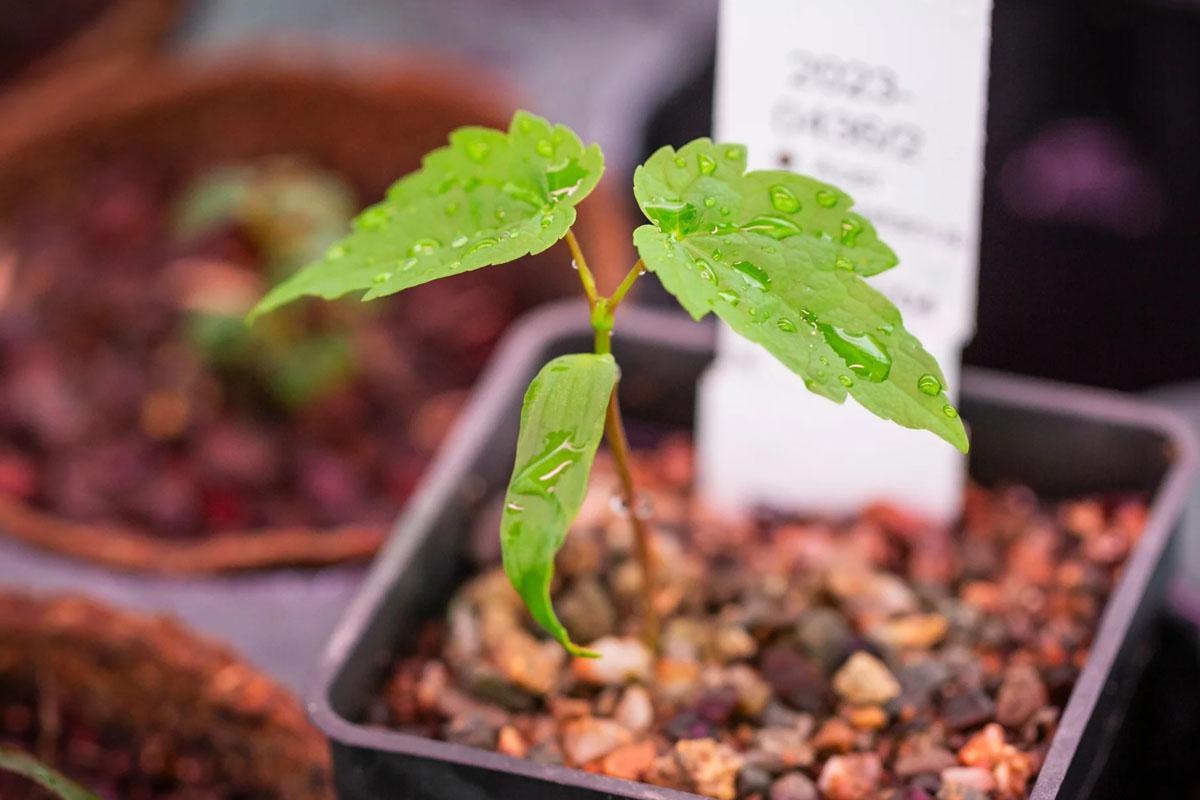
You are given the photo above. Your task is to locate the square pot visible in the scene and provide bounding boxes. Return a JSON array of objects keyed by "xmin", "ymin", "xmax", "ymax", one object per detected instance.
[{"xmin": 307, "ymin": 302, "xmax": 1197, "ymax": 800}]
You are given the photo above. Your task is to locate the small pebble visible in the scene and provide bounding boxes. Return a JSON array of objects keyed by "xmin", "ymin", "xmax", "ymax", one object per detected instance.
[
  {"xmin": 940, "ymin": 685, "xmax": 996, "ymax": 731},
  {"xmin": 810, "ymin": 717, "xmax": 856, "ymax": 755},
  {"xmin": 753, "ymin": 725, "xmax": 815, "ymax": 770},
  {"xmin": 613, "ymin": 685, "xmax": 654, "ymax": 733},
  {"xmin": 995, "ymin": 663, "xmax": 1048, "ymax": 728},
  {"xmin": 795, "ymin": 608, "xmax": 853, "ymax": 670},
  {"xmin": 847, "ymin": 704, "xmax": 888, "ymax": 730},
  {"xmin": 724, "ymin": 664, "xmax": 773, "ymax": 718},
  {"xmin": 870, "ymin": 613, "xmax": 949, "ymax": 651},
  {"xmin": 571, "ymin": 637, "xmax": 652, "ymax": 686},
  {"xmin": 738, "ymin": 762, "xmax": 774, "ymax": 797},
  {"xmin": 599, "ymin": 740, "xmax": 656, "ymax": 782},
  {"xmin": 817, "ymin": 753, "xmax": 882, "ymax": 800},
  {"xmin": 894, "ymin": 746, "xmax": 958, "ymax": 777},
  {"xmin": 496, "ymin": 725, "xmax": 527, "ymax": 758},
  {"xmin": 673, "ymin": 738, "xmax": 744, "ymax": 800},
  {"xmin": 714, "ymin": 624, "xmax": 758, "ymax": 662},
  {"xmin": 832, "ymin": 652, "xmax": 901, "ymax": 706},
  {"xmin": 560, "ymin": 717, "xmax": 632, "ymax": 765},
  {"xmin": 760, "ymin": 645, "xmax": 830, "ymax": 714},
  {"xmin": 769, "ymin": 771, "xmax": 818, "ymax": 800},
  {"xmin": 939, "ymin": 766, "xmax": 996, "ymax": 793}
]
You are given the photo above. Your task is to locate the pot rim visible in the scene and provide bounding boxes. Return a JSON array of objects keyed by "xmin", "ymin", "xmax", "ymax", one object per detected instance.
[{"xmin": 306, "ymin": 300, "xmax": 1199, "ymax": 800}]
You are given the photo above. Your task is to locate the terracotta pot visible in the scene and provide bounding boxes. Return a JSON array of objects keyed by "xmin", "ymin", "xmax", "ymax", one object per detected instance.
[
  {"xmin": 0, "ymin": 0, "xmax": 182, "ymax": 88},
  {"xmin": 0, "ymin": 54, "xmax": 632, "ymax": 574},
  {"xmin": 0, "ymin": 590, "xmax": 332, "ymax": 799}
]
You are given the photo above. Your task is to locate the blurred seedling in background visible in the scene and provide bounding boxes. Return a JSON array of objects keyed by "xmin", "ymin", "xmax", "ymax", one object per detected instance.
[
  {"xmin": 0, "ymin": 748, "xmax": 99, "ymax": 800},
  {"xmin": 250, "ymin": 111, "xmax": 968, "ymax": 656},
  {"xmin": 172, "ymin": 159, "xmax": 359, "ymax": 410}
]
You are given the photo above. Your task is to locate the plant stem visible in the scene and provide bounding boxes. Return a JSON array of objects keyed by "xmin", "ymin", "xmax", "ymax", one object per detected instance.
[
  {"xmin": 608, "ymin": 259, "xmax": 645, "ymax": 313},
  {"xmin": 565, "ymin": 229, "xmax": 598, "ymax": 308},
  {"xmin": 604, "ymin": 390, "xmax": 660, "ymax": 652},
  {"xmin": 567, "ymin": 231, "xmax": 658, "ymax": 653}
]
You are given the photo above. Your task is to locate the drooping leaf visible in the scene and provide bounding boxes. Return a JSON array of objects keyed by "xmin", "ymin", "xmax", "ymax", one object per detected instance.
[
  {"xmin": 0, "ymin": 749, "xmax": 100, "ymax": 800},
  {"xmin": 500, "ymin": 353, "xmax": 617, "ymax": 656},
  {"xmin": 632, "ymin": 139, "xmax": 968, "ymax": 452},
  {"xmin": 249, "ymin": 111, "xmax": 604, "ymax": 320}
]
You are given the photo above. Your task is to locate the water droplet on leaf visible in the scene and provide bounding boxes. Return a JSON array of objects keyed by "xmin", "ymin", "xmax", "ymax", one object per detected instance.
[
  {"xmin": 776, "ymin": 317, "xmax": 798, "ymax": 332},
  {"xmin": 357, "ymin": 207, "xmax": 390, "ymax": 231},
  {"xmin": 547, "ymin": 158, "xmax": 587, "ymax": 198},
  {"xmin": 465, "ymin": 140, "xmax": 490, "ymax": 162},
  {"xmin": 918, "ymin": 374, "xmax": 942, "ymax": 396},
  {"xmin": 840, "ymin": 218, "xmax": 863, "ymax": 246},
  {"xmin": 835, "ymin": 256, "xmax": 854, "ymax": 271},
  {"xmin": 536, "ymin": 139, "xmax": 554, "ymax": 157},
  {"xmin": 704, "ymin": 197, "xmax": 716, "ymax": 208},
  {"xmin": 467, "ymin": 237, "xmax": 498, "ymax": 254},
  {"xmin": 942, "ymin": 404, "xmax": 959, "ymax": 419},
  {"xmin": 697, "ymin": 153, "xmax": 716, "ymax": 174},
  {"xmin": 502, "ymin": 181, "xmax": 543, "ymax": 207},
  {"xmin": 716, "ymin": 288, "xmax": 741, "ymax": 306},
  {"xmin": 732, "ymin": 260, "xmax": 771, "ymax": 291},
  {"xmin": 838, "ymin": 375, "xmax": 854, "ymax": 387},
  {"xmin": 644, "ymin": 199, "xmax": 700, "ymax": 237},
  {"xmin": 372, "ymin": 272, "xmax": 392, "ymax": 284},
  {"xmin": 409, "ymin": 238, "xmax": 440, "ymax": 256},
  {"xmin": 820, "ymin": 324, "xmax": 892, "ymax": 382},
  {"xmin": 451, "ymin": 235, "xmax": 469, "ymax": 248},
  {"xmin": 769, "ymin": 184, "xmax": 802, "ymax": 213},
  {"xmin": 815, "ymin": 189, "xmax": 838, "ymax": 208},
  {"xmin": 673, "ymin": 156, "xmax": 687, "ymax": 168},
  {"xmin": 744, "ymin": 214, "xmax": 802, "ymax": 240},
  {"xmin": 510, "ymin": 432, "xmax": 586, "ymax": 500}
]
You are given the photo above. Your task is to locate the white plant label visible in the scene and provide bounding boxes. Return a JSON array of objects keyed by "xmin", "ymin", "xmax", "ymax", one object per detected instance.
[{"xmin": 700, "ymin": 0, "xmax": 993, "ymax": 521}]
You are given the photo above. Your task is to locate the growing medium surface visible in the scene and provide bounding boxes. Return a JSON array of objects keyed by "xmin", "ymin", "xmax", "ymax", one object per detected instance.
[
  {"xmin": 373, "ymin": 437, "xmax": 1146, "ymax": 800},
  {"xmin": 0, "ymin": 157, "xmax": 562, "ymax": 542}
]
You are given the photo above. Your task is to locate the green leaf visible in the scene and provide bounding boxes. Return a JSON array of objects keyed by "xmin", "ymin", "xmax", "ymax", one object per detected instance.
[
  {"xmin": 501, "ymin": 353, "xmax": 617, "ymax": 656},
  {"xmin": 0, "ymin": 749, "xmax": 99, "ymax": 800},
  {"xmin": 632, "ymin": 140, "xmax": 968, "ymax": 452},
  {"xmin": 249, "ymin": 111, "xmax": 604, "ymax": 321}
]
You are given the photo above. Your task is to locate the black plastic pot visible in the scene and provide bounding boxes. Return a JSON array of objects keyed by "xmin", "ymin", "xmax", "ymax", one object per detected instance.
[{"xmin": 308, "ymin": 302, "xmax": 1197, "ymax": 800}]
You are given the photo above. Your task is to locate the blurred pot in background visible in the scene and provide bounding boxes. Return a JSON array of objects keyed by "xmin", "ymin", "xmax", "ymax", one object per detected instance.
[
  {"xmin": 0, "ymin": 54, "xmax": 628, "ymax": 575},
  {"xmin": 0, "ymin": 590, "xmax": 332, "ymax": 799},
  {"xmin": 0, "ymin": 0, "xmax": 183, "ymax": 88}
]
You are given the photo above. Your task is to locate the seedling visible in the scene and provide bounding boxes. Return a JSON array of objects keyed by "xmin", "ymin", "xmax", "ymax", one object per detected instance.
[
  {"xmin": 250, "ymin": 111, "xmax": 968, "ymax": 657},
  {"xmin": 176, "ymin": 160, "xmax": 359, "ymax": 410}
]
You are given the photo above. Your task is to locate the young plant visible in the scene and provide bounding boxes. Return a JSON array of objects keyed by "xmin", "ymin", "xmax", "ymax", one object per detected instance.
[
  {"xmin": 176, "ymin": 160, "xmax": 359, "ymax": 410},
  {"xmin": 250, "ymin": 111, "xmax": 968, "ymax": 657}
]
